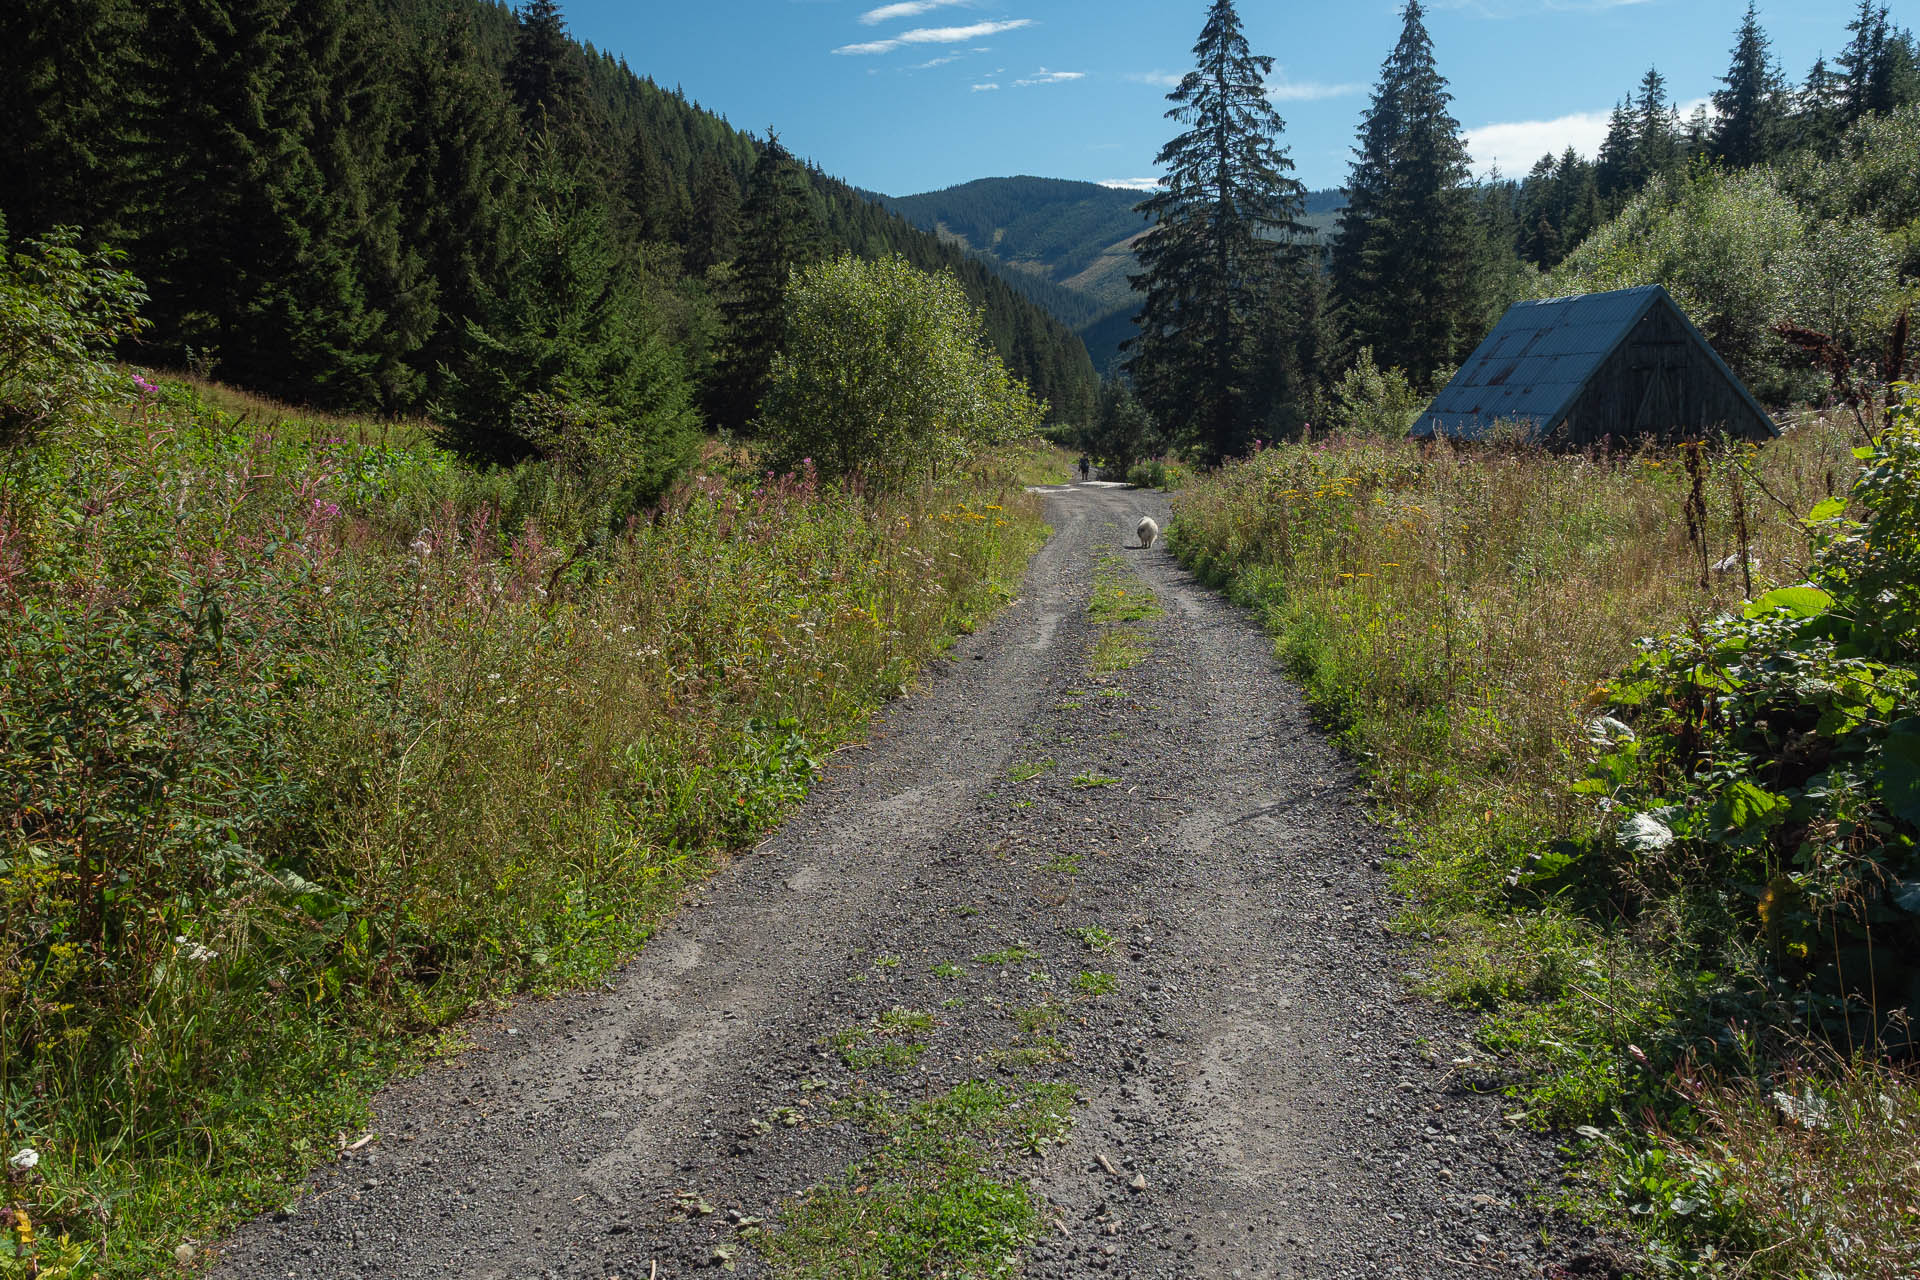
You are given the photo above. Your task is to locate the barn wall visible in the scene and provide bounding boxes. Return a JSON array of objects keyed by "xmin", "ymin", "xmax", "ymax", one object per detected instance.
[{"xmin": 1558, "ymin": 304, "xmax": 1772, "ymax": 446}]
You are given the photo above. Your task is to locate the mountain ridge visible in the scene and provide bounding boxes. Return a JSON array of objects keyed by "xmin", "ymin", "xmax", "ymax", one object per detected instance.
[{"xmin": 872, "ymin": 176, "xmax": 1346, "ymax": 372}]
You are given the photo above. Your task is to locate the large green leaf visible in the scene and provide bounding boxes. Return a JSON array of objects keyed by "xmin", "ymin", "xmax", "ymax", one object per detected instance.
[
  {"xmin": 1883, "ymin": 719, "xmax": 1920, "ymax": 827},
  {"xmin": 1744, "ymin": 586, "xmax": 1834, "ymax": 621},
  {"xmin": 1715, "ymin": 780, "xmax": 1790, "ymax": 836}
]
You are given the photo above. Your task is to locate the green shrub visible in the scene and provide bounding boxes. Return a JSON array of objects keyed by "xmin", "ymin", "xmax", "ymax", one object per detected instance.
[
  {"xmin": 1320, "ymin": 347, "xmax": 1425, "ymax": 439},
  {"xmin": 1124, "ymin": 457, "xmax": 1188, "ymax": 491},
  {"xmin": 761, "ymin": 254, "xmax": 1045, "ymax": 488},
  {"xmin": 1584, "ymin": 388, "xmax": 1920, "ymax": 1029},
  {"xmin": 1553, "ymin": 108, "xmax": 1920, "ymax": 401},
  {"xmin": 0, "ymin": 219, "xmax": 146, "ymax": 443}
]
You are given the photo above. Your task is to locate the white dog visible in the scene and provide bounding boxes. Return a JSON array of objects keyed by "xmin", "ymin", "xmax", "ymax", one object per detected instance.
[{"xmin": 1135, "ymin": 516, "xmax": 1160, "ymax": 549}]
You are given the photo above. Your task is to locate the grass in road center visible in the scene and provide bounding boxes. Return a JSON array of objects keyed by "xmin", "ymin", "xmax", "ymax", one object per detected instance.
[
  {"xmin": 762, "ymin": 535, "xmax": 1168, "ymax": 1276},
  {"xmin": 1088, "ymin": 553, "xmax": 1162, "ymax": 679},
  {"xmin": 762, "ymin": 1082, "xmax": 1074, "ymax": 1280}
]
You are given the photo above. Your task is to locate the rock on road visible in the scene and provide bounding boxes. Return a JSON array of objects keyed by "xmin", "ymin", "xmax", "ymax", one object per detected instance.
[{"xmin": 212, "ymin": 482, "xmax": 1576, "ymax": 1280}]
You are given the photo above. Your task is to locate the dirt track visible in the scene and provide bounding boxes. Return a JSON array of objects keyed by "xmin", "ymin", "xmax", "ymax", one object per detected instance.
[{"xmin": 212, "ymin": 482, "xmax": 1581, "ymax": 1280}]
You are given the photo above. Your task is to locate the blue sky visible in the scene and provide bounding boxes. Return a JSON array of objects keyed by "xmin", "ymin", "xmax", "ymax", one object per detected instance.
[{"xmin": 567, "ymin": 0, "xmax": 1902, "ymax": 195}]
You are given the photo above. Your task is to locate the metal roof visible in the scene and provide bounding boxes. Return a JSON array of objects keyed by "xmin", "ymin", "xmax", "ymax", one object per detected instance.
[{"xmin": 1410, "ymin": 284, "xmax": 1776, "ymax": 441}]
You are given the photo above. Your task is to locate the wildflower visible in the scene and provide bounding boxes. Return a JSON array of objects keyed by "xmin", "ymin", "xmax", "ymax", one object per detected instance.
[
  {"xmin": 174, "ymin": 936, "xmax": 218, "ymax": 963},
  {"xmin": 8, "ymin": 1148, "xmax": 38, "ymax": 1173}
]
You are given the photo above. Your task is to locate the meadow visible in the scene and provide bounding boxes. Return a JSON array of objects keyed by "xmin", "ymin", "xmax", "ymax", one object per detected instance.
[
  {"xmin": 1171, "ymin": 396, "xmax": 1920, "ymax": 1277},
  {"xmin": 0, "ymin": 376, "xmax": 1047, "ymax": 1276}
]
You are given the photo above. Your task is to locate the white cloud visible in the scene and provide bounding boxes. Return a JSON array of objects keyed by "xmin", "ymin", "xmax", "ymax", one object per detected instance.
[
  {"xmin": 1013, "ymin": 68, "xmax": 1085, "ymax": 87},
  {"xmin": 907, "ymin": 54, "xmax": 962, "ymax": 69},
  {"xmin": 860, "ymin": 0, "xmax": 972, "ymax": 24},
  {"xmin": 1464, "ymin": 109, "xmax": 1615, "ymax": 175},
  {"xmin": 971, "ymin": 82, "xmax": 1000, "ymax": 91},
  {"xmin": 1267, "ymin": 77, "xmax": 1366, "ymax": 102},
  {"xmin": 834, "ymin": 18, "xmax": 1032, "ymax": 56},
  {"xmin": 1100, "ymin": 178, "xmax": 1162, "ymax": 191},
  {"xmin": 1127, "ymin": 70, "xmax": 1185, "ymax": 88},
  {"xmin": 1464, "ymin": 96, "xmax": 1711, "ymax": 176}
]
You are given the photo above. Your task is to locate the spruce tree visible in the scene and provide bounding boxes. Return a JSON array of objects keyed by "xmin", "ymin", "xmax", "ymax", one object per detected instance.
[
  {"xmin": 1594, "ymin": 102, "xmax": 1642, "ymax": 205},
  {"xmin": 0, "ymin": 0, "xmax": 135, "ymax": 240},
  {"xmin": 289, "ymin": 0, "xmax": 426, "ymax": 408},
  {"xmin": 1712, "ymin": 4, "xmax": 1786, "ymax": 168},
  {"xmin": 507, "ymin": 0, "xmax": 589, "ymax": 133},
  {"xmin": 1633, "ymin": 68, "xmax": 1682, "ymax": 180},
  {"xmin": 1332, "ymin": 0, "xmax": 1478, "ymax": 386},
  {"xmin": 126, "ymin": 0, "xmax": 378, "ymax": 398},
  {"xmin": 1794, "ymin": 55, "xmax": 1847, "ymax": 154},
  {"xmin": 684, "ymin": 154, "xmax": 740, "ymax": 276},
  {"xmin": 1127, "ymin": 0, "xmax": 1306, "ymax": 463},
  {"xmin": 1835, "ymin": 4, "xmax": 1917, "ymax": 120},
  {"xmin": 442, "ymin": 131, "xmax": 697, "ymax": 504},
  {"xmin": 396, "ymin": 5, "xmax": 522, "ymax": 407},
  {"xmin": 710, "ymin": 133, "xmax": 821, "ymax": 432}
]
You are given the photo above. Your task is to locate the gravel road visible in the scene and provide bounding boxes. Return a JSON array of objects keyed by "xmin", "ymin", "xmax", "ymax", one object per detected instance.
[{"xmin": 212, "ymin": 482, "xmax": 1596, "ymax": 1280}]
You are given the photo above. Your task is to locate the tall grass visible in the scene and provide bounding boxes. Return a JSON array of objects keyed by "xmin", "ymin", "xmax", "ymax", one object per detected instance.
[
  {"xmin": 0, "ymin": 380, "xmax": 1045, "ymax": 1276},
  {"xmin": 1172, "ymin": 419, "xmax": 1919, "ymax": 1276}
]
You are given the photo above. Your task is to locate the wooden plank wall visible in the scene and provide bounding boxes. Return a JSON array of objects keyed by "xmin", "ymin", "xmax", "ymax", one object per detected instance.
[{"xmin": 1560, "ymin": 303, "xmax": 1773, "ymax": 447}]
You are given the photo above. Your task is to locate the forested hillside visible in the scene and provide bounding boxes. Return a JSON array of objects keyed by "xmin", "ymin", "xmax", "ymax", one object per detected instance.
[
  {"xmin": 878, "ymin": 177, "xmax": 1346, "ymax": 372},
  {"xmin": 0, "ymin": 0, "xmax": 1099, "ymax": 448}
]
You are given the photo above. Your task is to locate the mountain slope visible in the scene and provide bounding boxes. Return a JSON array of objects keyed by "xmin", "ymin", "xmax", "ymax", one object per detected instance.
[{"xmin": 877, "ymin": 177, "xmax": 1346, "ymax": 372}]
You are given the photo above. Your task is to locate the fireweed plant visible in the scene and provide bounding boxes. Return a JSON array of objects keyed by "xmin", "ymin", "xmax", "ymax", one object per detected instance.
[
  {"xmin": 0, "ymin": 369, "xmax": 1044, "ymax": 1273},
  {"xmin": 1172, "ymin": 394, "xmax": 1920, "ymax": 1277}
]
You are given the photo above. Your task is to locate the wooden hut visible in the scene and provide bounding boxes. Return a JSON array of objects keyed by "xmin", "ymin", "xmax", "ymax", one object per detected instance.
[{"xmin": 1412, "ymin": 284, "xmax": 1777, "ymax": 447}]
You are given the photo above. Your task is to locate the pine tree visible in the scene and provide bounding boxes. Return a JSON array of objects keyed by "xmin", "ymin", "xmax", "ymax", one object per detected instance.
[
  {"xmin": 684, "ymin": 154, "xmax": 740, "ymax": 275},
  {"xmin": 396, "ymin": 5, "xmax": 522, "ymax": 407},
  {"xmin": 710, "ymin": 132, "xmax": 822, "ymax": 432},
  {"xmin": 1712, "ymin": 3, "xmax": 1786, "ymax": 168},
  {"xmin": 1633, "ymin": 67, "xmax": 1682, "ymax": 180},
  {"xmin": 506, "ymin": 0, "xmax": 588, "ymax": 134},
  {"xmin": 126, "ymin": 0, "xmax": 379, "ymax": 398},
  {"xmin": 0, "ymin": 0, "xmax": 135, "ymax": 241},
  {"xmin": 1594, "ymin": 102, "xmax": 1642, "ymax": 204},
  {"xmin": 1127, "ymin": 0, "xmax": 1307, "ymax": 462},
  {"xmin": 1332, "ymin": 0, "xmax": 1478, "ymax": 385}
]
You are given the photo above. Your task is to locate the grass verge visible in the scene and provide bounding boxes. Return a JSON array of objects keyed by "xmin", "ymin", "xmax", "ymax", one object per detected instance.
[
  {"xmin": 1170, "ymin": 411, "xmax": 1920, "ymax": 1276},
  {"xmin": 0, "ymin": 378, "xmax": 1048, "ymax": 1277}
]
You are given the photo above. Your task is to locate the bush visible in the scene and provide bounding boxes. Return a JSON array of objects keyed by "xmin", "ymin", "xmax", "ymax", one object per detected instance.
[
  {"xmin": 1320, "ymin": 347, "xmax": 1425, "ymax": 439},
  {"xmin": 761, "ymin": 254, "xmax": 1045, "ymax": 488},
  {"xmin": 0, "ymin": 218, "xmax": 146, "ymax": 443},
  {"xmin": 1125, "ymin": 458, "xmax": 1188, "ymax": 491},
  {"xmin": 1585, "ymin": 387, "xmax": 1920, "ymax": 1033}
]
